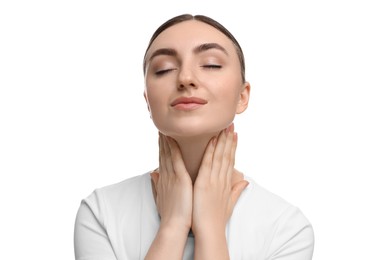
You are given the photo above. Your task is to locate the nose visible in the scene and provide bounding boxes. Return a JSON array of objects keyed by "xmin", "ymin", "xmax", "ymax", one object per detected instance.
[{"xmin": 177, "ymin": 65, "xmax": 197, "ymax": 90}]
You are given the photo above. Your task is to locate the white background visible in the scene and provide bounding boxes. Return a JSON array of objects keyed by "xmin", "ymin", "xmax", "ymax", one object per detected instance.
[{"xmin": 1, "ymin": 0, "xmax": 389, "ymax": 259}]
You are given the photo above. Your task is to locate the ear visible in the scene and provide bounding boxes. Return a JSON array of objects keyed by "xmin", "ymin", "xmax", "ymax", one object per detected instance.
[
  {"xmin": 143, "ymin": 91, "xmax": 151, "ymax": 113},
  {"xmin": 236, "ymin": 82, "xmax": 251, "ymax": 114}
]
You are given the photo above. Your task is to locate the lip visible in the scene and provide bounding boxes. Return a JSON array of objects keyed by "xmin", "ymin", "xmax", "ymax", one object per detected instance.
[{"xmin": 170, "ymin": 96, "xmax": 208, "ymax": 110}]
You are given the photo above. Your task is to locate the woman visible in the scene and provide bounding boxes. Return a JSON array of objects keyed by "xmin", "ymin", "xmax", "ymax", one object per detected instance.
[{"xmin": 74, "ymin": 14, "xmax": 314, "ymax": 259}]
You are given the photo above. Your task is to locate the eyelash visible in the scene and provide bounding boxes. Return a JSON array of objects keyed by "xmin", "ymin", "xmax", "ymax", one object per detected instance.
[
  {"xmin": 154, "ymin": 64, "xmax": 222, "ymax": 76},
  {"xmin": 202, "ymin": 64, "xmax": 222, "ymax": 69},
  {"xmin": 155, "ymin": 69, "xmax": 175, "ymax": 76}
]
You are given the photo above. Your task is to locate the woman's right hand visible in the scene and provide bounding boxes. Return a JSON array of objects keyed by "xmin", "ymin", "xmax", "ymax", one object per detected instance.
[
  {"xmin": 151, "ymin": 132, "xmax": 193, "ymax": 234},
  {"xmin": 146, "ymin": 133, "xmax": 193, "ymax": 259}
]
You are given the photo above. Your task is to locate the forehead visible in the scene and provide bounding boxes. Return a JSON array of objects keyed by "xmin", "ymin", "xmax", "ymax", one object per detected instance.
[{"xmin": 146, "ymin": 20, "xmax": 236, "ymax": 56}]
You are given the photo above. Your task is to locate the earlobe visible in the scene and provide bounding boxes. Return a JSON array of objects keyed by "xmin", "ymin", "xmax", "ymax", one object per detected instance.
[
  {"xmin": 143, "ymin": 91, "xmax": 151, "ymax": 113},
  {"xmin": 236, "ymin": 82, "xmax": 251, "ymax": 114}
]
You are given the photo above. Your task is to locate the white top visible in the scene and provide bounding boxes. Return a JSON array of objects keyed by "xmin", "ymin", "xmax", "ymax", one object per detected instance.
[{"xmin": 74, "ymin": 172, "xmax": 314, "ymax": 260}]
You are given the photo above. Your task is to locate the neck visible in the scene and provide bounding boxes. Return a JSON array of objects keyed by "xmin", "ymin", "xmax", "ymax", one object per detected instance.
[{"xmin": 174, "ymin": 134, "xmax": 215, "ymax": 183}]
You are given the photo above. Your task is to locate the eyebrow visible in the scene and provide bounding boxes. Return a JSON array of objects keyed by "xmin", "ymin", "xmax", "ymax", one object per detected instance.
[
  {"xmin": 148, "ymin": 48, "xmax": 178, "ymax": 63},
  {"xmin": 194, "ymin": 43, "xmax": 229, "ymax": 56},
  {"xmin": 147, "ymin": 42, "xmax": 229, "ymax": 64}
]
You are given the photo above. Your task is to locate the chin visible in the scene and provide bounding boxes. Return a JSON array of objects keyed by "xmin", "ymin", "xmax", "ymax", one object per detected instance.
[
  {"xmin": 160, "ymin": 124, "xmax": 228, "ymax": 139},
  {"xmin": 154, "ymin": 115, "xmax": 234, "ymax": 136}
]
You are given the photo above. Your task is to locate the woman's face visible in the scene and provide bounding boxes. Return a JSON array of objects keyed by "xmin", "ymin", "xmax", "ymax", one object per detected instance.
[{"xmin": 144, "ymin": 20, "xmax": 250, "ymax": 138}]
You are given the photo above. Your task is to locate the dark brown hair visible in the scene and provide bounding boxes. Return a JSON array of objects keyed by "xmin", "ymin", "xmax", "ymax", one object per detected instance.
[{"xmin": 143, "ymin": 14, "xmax": 246, "ymax": 82}]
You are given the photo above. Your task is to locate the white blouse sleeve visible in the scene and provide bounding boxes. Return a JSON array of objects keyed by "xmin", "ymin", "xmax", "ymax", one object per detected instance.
[
  {"xmin": 74, "ymin": 191, "xmax": 117, "ymax": 260},
  {"xmin": 266, "ymin": 206, "xmax": 315, "ymax": 260}
]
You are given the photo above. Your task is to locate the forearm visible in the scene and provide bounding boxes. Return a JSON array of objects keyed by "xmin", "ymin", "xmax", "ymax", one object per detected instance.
[
  {"xmin": 145, "ymin": 225, "xmax": 189, "ymax": 260},
  {"xmin": 194, "ymin": 228, "xmax": 229, "ymax": 260}
]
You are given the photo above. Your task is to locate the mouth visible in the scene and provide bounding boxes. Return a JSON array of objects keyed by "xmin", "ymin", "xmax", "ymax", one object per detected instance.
[{"xmin": 170, "ymin": 96, "xmax": 208, "ymax": 110}]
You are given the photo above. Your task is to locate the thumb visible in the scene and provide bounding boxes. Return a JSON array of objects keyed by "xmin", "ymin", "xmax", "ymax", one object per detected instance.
[
  {"xmin": 150, "ymin": 171, "xmax": 160, "ymax": 214},
  {"xmin": 230, "ymin": 180, "xmax": 249, "ymax": 206},
  {"xmin": 150, "ymin": 171, "xmax": 160, "ymax": 188}
]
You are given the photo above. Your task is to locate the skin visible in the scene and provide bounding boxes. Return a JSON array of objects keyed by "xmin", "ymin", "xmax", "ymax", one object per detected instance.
[{"xmin": 143, "ymin": 20, "xmax": 251, "ymax": 260}]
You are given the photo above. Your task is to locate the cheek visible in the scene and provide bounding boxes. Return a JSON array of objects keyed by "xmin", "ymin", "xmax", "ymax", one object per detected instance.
[
  {"xmin": 146, "ymin": 94, "xmax": 164, "ymax": 115},
  {"xmin": 145, "ymin": 80, "xmax": 164, "ymax": 110},
  {"xmin": 145, "ymin": 93, "xmax": 166, "ymax": 128},
  {"xmin": 213, "ymin": 81, "xmax": 242, "ymax": 107},
  {"xmin": 145, "ymin": 93, "xmax": 170, "ymax": 130}
]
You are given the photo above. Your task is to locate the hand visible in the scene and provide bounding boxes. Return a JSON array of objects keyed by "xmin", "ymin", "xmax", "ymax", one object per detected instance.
[
  {"xmin": 151, "ymin": 133, "xmax": 193, "ymax": 234},
  {"xmin": 192, "ymin": 124, "xmax": 249, "ymax": 236}
]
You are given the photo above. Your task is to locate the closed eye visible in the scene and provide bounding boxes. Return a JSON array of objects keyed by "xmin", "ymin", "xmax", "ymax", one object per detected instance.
[
  {"xmin": 155, "ymin": 68, "xmax": 176, "ymax": 76},
  {"xmin": 202, "ymin": 64, "xmax": 222, "ymax": 69}
]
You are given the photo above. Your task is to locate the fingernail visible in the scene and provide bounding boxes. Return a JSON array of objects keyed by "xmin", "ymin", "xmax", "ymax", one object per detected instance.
[
  {"xmin": 225, "ymin": 123, "xmax": 234, "ymax": 134},
  {"xmin": 212, "ymin": 137, "xmax": 217, "ymax": 146}
]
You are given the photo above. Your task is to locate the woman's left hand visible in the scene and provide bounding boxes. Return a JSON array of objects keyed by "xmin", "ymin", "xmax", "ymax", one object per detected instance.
[{"xmin": 192, "ymin": 123, "xmax": 249, "ymax": 258}]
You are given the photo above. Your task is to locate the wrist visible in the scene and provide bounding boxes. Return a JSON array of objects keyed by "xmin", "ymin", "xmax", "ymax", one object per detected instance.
[
  {"xmin": 193, "ymin": 227, "xmax": 229, "ymax": 260},
  {"xmin": 193, "ymin": 227, "xmax": 226, "ymax": 240},
  {"xmin": 192, "ymin": 221, "xmax": 225, "ymax": 237},
  {"xmin": 146, "ymin": 221, "xmax": 190, "ymax": 259},
  {"xmin": 159, "ymin": 221, "xmax": 191, "ymax": 239}
]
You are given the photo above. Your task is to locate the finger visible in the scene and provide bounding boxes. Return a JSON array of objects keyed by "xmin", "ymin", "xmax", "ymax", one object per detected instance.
[
  {"xmin": 219, "ymin": 124, "xmax": 235, "ymax": 181},
  {"xmin": 198, "ymin": 136, "xmax": 217, "ymax": 179},
  {"xmin": 210, "ymin": 129, "xmax": 227, "ymax": 175},
  {"xmin": 230, "ymin": 180, "xmax": 249, "ymax": 207},
  {"xmin": 161, "ymin": 134, "xmax": 174, "ymax": 178},
  {"xmin": 151, "ymin": 171, "xmax": 160, "ymax": 187},
  {"xmin": 150, "ymin": 171, "xmax": 160, "ymax": 212},
  {"xmin": 159, "ymin": 133, "xmax": 172, "ymax": 187},
  {"xmin": 158, "ymin": 132, "xmax": 163, "ymax": 170},
  {"xmin": 158, "ymin": 133, "xmax": 167, "ymax": 185},
  {"xmin": 226, "ymin": 132, "xmax": 238, "ymax": 183},
  {"xmin": 150, "ymin": 171, "xmax": 160, "ymax": 194},
  {"xmin": 166, "ymin": 136, "xmax": 187, "ymax": 178}
]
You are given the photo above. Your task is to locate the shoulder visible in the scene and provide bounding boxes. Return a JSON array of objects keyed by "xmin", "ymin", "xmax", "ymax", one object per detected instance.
[
  {"xmin": 240, "ymin": 175, "xmax": 312, "ymax": 228},
  {"xmin": 80, "ymin": 172, "xmax": 151, "ymax": 217},
  {"xmin": 239, "ymin": 175, "xmax": 297, "ymax": 218},
  {"xmin": 94, "ymin": 172, "xmax": 150, "ymax": 197},
  {"xmin": 235, "ymin": 176, "xmax": 314, "ymax": 257}
]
